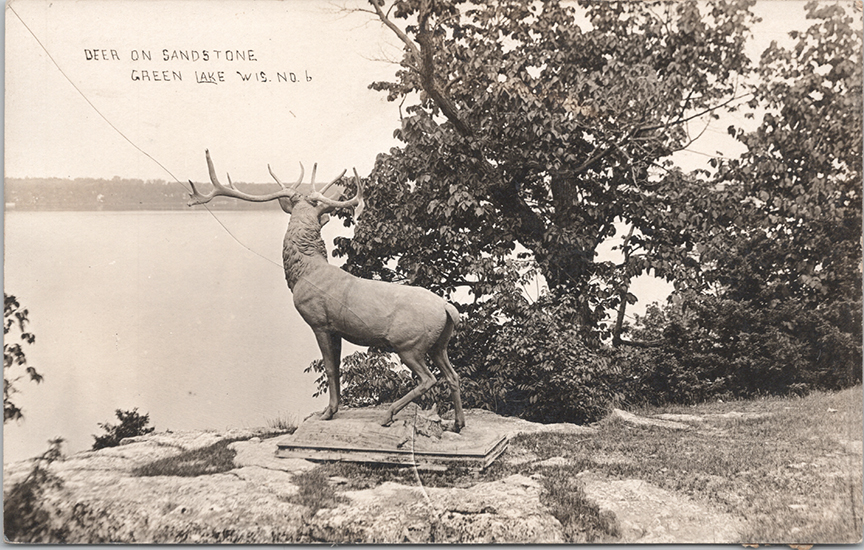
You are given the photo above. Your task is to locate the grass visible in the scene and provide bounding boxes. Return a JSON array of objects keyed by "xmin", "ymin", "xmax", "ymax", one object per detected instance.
[
  {"xmin": 281, "ymin": 469, "xmax": 346, "ymax": 517},
  {"xmin": 514, "ymin": 386, "xmax": 863, "ymax": 544},
  {"xmin": 266, "ymin": 413, "xmax": 300, "ymax": 435},
  {"xmin": 131, "ymin": 418, "xmax": 298, "ymax": 478},
  {"xmin": 538, "ymin": 466, "xmax": 620, "ymax": 542},
  {"xmin": 132, "ymin": 438, "xmax": 245, "ymax": 477}
]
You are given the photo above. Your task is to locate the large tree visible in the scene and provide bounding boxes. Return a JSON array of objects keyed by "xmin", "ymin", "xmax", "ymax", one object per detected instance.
[
  {"xmin": 336, "ymin": 0, "xmax": 759, "ymax": 334},
  {"xmin": 315, "ymin": 0, "xmax": 861, "ymax": 420}
]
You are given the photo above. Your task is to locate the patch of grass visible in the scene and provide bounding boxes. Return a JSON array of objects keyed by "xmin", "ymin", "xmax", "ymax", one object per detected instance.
[
  {"xmin": 282, "ymin": 468, "xmax": 346, "ymax": 516},
  {"xmin": 132, "ymin": 438, "xmax": 243, "ymax": 477},
  {"xmin": 539, "ymin": 466, "xmax": 619, "ymax": 542}
]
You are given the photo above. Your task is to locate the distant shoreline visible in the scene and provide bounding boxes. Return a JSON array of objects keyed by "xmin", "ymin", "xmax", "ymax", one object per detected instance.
[
  {"xmin": 4, "ymin": 204, "xmax": 277, "ymax": 212},
  {"xmin": 4, "ymin": 177, "xmax": 305, "ymax": 211}
]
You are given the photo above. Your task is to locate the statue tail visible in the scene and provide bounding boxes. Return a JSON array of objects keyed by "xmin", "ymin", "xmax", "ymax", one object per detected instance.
[{"xmin": 444, "ymin": 302, "xmax": 460, "ymax": 329}]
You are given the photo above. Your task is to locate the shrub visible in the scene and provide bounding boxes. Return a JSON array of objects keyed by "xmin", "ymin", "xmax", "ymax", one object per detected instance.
[
  {"xmin": 4, "ymin": 438, "xmax": 67, "ymax": 542},
  {"xmin": 91, "ymin": 408, "xmax": 155, "ymax": 450},
  {"xmin": 620, "ymin": 295, "xmax": 863, "ymax": 404}
]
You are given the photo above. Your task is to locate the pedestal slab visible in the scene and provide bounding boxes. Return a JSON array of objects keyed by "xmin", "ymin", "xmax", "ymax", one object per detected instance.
[{"xmin": 276, "ymin": 405, "xmax": 508, "ymax": 470}]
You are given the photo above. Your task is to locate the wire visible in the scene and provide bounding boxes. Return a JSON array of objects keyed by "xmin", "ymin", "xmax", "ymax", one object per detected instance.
[{"xmin": 7, "ymin": 4, "xmax": 282, "ymax": 270}]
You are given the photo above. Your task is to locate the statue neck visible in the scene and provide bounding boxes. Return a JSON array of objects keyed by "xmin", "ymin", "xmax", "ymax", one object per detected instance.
[{"xmin": 282, "ymin": 206, "xmax": 329, "ymax": 290}]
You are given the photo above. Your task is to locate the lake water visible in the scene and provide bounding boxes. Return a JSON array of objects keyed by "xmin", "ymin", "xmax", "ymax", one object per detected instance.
[{"xmin": 3, "ymin": 210, "xmax": 356, "ymax": 463}]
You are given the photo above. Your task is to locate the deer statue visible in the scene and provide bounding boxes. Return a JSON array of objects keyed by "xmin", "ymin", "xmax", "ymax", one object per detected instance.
[{"xmin": 188, "ymin": 150, "xmax": 466, "ymax": 432}]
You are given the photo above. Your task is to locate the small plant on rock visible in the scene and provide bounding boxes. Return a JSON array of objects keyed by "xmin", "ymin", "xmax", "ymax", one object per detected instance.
[{"xmin": 91, "ymin": 408, "xmax": 155, "ymax": 450}]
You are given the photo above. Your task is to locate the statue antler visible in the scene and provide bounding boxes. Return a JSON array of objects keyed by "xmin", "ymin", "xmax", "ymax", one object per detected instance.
[
  {"xmin": 188, "ymin": 150, "xmax": 346, "ymax": 208},
  {"xmin": 308, "ymin": 168, "xmax": 364, "ymax": 217}
]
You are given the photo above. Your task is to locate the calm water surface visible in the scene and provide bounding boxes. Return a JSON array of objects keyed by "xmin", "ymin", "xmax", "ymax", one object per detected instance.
[{"xmin": 3, "ymin": 210, "xmax": 349, "ymax": 463}]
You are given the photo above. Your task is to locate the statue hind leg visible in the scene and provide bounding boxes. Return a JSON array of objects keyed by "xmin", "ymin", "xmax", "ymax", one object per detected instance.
[
  {"xmin": 429, "ymin": 308, "xmax": 464, "ymax": 431},
  {"xmin": 380, "ymin": 349, "xmax": 437, "ymax": 426},
  {"xmin": 431, "ymin": 347, "xmax": 464, "ymax": 432}
]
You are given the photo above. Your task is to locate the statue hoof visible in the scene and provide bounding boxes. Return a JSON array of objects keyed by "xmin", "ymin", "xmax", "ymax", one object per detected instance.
[
  {"xmin": 320, "ymin": 406, "xmax": 336, "ymax": 420},
  {"xmin": 379, "ymin": 413, "xmax": 393, "ymax": 427}
]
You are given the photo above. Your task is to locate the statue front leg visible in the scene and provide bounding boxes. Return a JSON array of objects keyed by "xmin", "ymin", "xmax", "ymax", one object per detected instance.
[{"xmin": 313, "ymin": 330, "xmax": 342, "ymax": 420}]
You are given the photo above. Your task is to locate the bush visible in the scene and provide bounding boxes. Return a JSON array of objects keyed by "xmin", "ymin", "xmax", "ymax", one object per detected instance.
[
  {"xmin": 620, "ymin": 295, "xmax": 863, "ymax": 404},
  {"xmin": 477, "ymin": 302, "xmax": 622, "ymax": 424},
  {"xmin": 91, "ymin": 408, "xmax": 155, "ymax": 450},
  {"xmin": 4, "ymin": 438, "xmax": 67, "ymax": 543}
]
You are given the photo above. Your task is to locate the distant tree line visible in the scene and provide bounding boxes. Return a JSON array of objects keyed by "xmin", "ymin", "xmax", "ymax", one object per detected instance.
[{"xmin": 5, "ymin": 178, "xmax": 284, "ymax": 211}]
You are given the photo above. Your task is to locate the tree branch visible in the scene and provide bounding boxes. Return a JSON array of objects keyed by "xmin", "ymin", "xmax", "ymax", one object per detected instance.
[
  {"xmin": 639, "ymin": 92, "xmax": 754, "ymax": 134},
  {"xmin": 414, "ymin": 6, "xmax": 473, "ymax": 136},
  {"xmin": 369, "ymin": 0, "xmax": 422, "ymax": 69},
  {"xmin": 612, "ymin": 225, "xmax": 637, "ymax": 347}
]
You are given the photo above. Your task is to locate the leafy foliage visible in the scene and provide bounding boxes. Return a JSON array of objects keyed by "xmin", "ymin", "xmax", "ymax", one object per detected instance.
[
  {"xmin": 453, "ymin": 292, "xmax": 625, "ymax": 423},
  {"xmin": 622, "ymin": 0, "xmax": 864, "ymax": 403},
  {"xmin": 4, "ymin": 294, "xmax": 43, "ymax": 423},
  {"xmin": 622, "ymin": 297, "xmax": 862, "ymax": 406},
  {"xmin": 91, "ymin": 408, "xmax": 155, "ymax": 450},
  {"xmin": 707, "ymin": 0, "xmax": 862, "ymax": 310},
  {"xmin": 306, "ymin": 349, "xmax": 417, "ymax": 408}
]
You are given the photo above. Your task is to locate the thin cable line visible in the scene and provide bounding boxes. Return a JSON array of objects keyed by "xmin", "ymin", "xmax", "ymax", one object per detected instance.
[{"xmin": 8, "ymin": 3, "xmax": 282, "ymax": 269}]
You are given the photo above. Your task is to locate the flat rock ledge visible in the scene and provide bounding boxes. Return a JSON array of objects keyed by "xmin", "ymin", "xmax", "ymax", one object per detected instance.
[
  {"xmin": 577, "ymin": 472, "xmax": 742, "ymax": 543},
  {"xmin": 3, "ymin": 408, "xmax": 741, "ymax": 544},
  {"xmin": 310, "ymin": 474, "xmax": 562, "ymax": 543}
]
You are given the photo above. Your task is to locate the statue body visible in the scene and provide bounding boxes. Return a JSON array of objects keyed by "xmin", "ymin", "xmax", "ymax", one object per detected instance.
[{"xmin": 190, "ymin": 151, "xmax": 465, "ymax": 431}]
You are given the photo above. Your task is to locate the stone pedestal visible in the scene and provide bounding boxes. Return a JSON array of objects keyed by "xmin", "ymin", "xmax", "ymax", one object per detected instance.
[{"xmin": 276, "ymin": 404, "xmax": 508, "ymax": 470}]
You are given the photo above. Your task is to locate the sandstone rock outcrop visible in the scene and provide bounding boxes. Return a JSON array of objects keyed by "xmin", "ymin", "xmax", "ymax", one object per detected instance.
[{"xmin": 3, "ymin": 408, "xmax": 743, "ymax": 544}]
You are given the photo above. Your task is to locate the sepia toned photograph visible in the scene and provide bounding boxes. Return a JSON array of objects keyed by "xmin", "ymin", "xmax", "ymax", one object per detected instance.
[{"xmin": 3, "ymin": 0, "xmax": 862, "ymax": 543}]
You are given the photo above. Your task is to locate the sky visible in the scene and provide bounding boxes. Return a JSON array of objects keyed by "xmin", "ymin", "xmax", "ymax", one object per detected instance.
[
  {"xmin": 4, "ymin": 0, "xmax": 813, "ymax": 183},
  {"xmin": 5, "ymin": 0, "xmax": 405, "ymax": 183}
]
